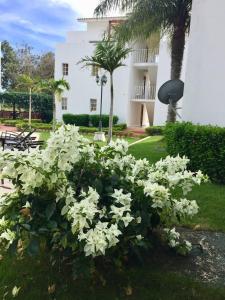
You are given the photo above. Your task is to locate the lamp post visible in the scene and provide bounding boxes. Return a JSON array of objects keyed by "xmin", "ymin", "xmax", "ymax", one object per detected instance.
[
  {"xmin": 96, "ymin": 74, "xmax": 107, "ymax": 132},
  {"xmin": 94, "ymin": 74, "xmax": 107, "ymax": 142}
]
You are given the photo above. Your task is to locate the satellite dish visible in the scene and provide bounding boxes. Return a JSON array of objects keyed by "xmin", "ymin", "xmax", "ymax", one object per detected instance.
[
  {"xmin": 158, "ymin": 79, "xmax": 184, "ymax": 119},
  {"xmin": 158, "ymin": 79, "xmax": 184, "ymax": 105}
]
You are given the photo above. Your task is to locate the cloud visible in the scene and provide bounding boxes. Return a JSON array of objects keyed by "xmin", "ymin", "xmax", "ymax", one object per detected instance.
[
  {"xmin": 50, "ymin": 0, "xmax": 100, "ymax": 17},
  {"xmin": 0, "ymin": 0, "xmax": 81, "ymax": 52}
]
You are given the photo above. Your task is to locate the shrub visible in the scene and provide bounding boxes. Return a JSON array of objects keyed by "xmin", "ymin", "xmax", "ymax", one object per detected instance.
[
  {"xmin": 145, "ymin": 126, "xmax": 165, "ymax": 136},
  {"xmin": 63, "ymin": 114, "xmax": 119, "ymax": 127},
  {"xmin": 89, "ymin": 114, "xmax": 119, "ymax": 127},
  {"xmin": 113, "ymin": 123, "xmax": 127, "ymax": 131},
  {"xmin": 63, "ymin": 114, "xmax": 89, "ymax": 126},
  {"xmin": 0, "ymin": 125, "xmax": 207, "ymax": 278},
  {"xmin": 165, "ymin": 122, "xmax": 225, "ymax": 183},
  {"xmin": 17, "ymin": 122, "xmax": 54, "ymax": 131}
]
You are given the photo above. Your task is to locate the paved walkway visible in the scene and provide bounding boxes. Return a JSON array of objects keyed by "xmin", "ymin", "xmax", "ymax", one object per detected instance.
[{"xmin": 0, "ymin": 125, "xmax": 18, "ymax": 133}]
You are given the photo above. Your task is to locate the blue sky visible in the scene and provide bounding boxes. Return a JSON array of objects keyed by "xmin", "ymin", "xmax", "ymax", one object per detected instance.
[{"xmin": 0, "ymin": 0, "xmax": 99, "ymax": 53}]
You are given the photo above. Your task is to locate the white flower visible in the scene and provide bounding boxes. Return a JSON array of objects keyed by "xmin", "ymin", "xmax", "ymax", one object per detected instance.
[
  {"xmin": 0, "ymin": 229, "xmax": 15, "ymax": 246},
  {"xmin": 144, "ymin": 182, "xmax": 170, "ymax": 208},
  {"xmin": 136, "ymin": 235, "xmax": 143, "ymax": 241},
  {"xmin": 79, "ymin": 222, "xmax": 122, "ymax": 257},
  {"xmin": 68, "ymin": 187, "xmax": 100, "ymax": 233},
  {"xmin": 184, "ymin": 240, "xmax": 192, "ymax": 252}
]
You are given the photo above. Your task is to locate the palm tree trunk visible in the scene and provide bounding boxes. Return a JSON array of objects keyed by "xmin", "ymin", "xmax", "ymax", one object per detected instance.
[
  {"xmin": 29, "ymin": 88, "xmax": 32, "ymax": 128},
  {"xmin": 52, "ymin": 94, "xmax": 56, "ymax": 131},
  {"xmin": 167, "ymin": 26, "xmax": 186, "ymax": 123},
  {"xmin": 108, "ymin": 73, "xmax": 114, "ymax": 143}
]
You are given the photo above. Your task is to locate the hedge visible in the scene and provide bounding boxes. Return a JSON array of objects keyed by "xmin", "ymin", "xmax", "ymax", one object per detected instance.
[
  {"xmin": 63, "ymin": 114, "xmax": 89, "ymax": 126},
  {"xmin": 0, "ymin": 92, "xmax": 53, "ymax": 122},
  {"xmin": 164, "ymin": 122, "xmax": 225, "ymax": 183},
  {"xmin": 89, "ymin": 114, "xmax": 119, "ymax": 127},
  {"xmin": 63, "ymin": 114, "xmax": 119, "ymax": 127},
  {"xmin": 145, "ymin": 126, "xmax": 165, "ymax": 136}
]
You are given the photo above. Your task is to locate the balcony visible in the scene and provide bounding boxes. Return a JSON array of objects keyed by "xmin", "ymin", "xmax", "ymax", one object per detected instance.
[
  {"xmin": 133, "ymin": 49, "xmax": 159, "ymax": 65},
  {"xmin": 131, "ymin": 84, "xmax": 156, "ymax": 102}
]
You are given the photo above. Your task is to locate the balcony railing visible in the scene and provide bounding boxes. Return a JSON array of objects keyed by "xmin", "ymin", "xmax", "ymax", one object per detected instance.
[
  {"xmin": 133, "ymin": 49, "xmax": 159, "ymax": 64},
  {"xmin": 133, "ymin": 84, "xmax": 156, "ymax": 100}
]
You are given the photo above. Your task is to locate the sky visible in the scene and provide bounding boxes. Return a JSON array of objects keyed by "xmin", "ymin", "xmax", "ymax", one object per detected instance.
[{"xmin": 0, "ymin": 0, "xmax": 100, "ymax": 53}]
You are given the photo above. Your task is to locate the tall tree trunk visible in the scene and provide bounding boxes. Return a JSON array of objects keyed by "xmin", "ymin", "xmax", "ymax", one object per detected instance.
[
  {"xmin": 108, "ymin": 73, "xmax": 114, "ymax": 143},
  {"xmin": 167, "ymin": 26, "xmax": 186, "ymax": 123},
  {"xmin": 29, "ymin": 88, "xmax": 32, "ymax": 128},
  {"xmin": 52, "ymin": 94, "xmax": 56, "ymax": 131}
]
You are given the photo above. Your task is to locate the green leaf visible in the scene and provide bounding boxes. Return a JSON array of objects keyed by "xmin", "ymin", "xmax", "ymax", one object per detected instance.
[
  {"xmin": 21, "ymin": 224, "xmax": 31, "ymax": 231},
  {"xmin": 45, "ymin": 203, "xmax": 56, "ymax": 220},
  {"xmin": 27, "ymin": 239, "xmax": 40, "ymax": 256}
]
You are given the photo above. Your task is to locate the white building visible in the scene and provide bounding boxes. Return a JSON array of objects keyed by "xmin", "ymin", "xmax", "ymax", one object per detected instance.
[
  {"xmin": 55, "ymin": 0, "xmax": 225, "ymax": 128},
  {"xmin": 182, "ymin": 0, "xmax": 225, "ymax": 127},
  {"xmin": 55, "ymin": 17, "xmax": 160, "ymax": 127}
]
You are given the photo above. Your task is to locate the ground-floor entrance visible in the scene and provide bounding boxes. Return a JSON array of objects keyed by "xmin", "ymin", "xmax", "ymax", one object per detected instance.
[{"xmin": 129, "ymin": 100, "xmax": 155, "ymax": 127}]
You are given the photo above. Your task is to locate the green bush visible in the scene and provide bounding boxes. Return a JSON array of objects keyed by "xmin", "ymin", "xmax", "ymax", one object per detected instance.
[
  {"xmin": 145, "ymin": 126, "xmax": 165, "ymax": 136},
  {"xmin": 63, "ymin": 114, "xmax": 89, "ymax": 126},
  {"xmin": 63, "ymin": 114, "xmax": 119, "ymax": 127},
  {"xmin": 165, "ymin": 122, "xmax": 225, "ymax": 183},
  {"xmin": 16, "ymin": 123, "xmax": 59, "ymax": 131},
  {"xmin": 89, "ymin": 114, "xmax": 119, "ymax": 127},
  {"xmin": 2, "ymin": 120, "xmax": 19, "ymax": 126},
  {"xmin": 0, "ymin": 125, "xmax": 206, "ymax": 279},
  {"xmin": 113, "ymin": 123, "xmax": 127, "ymax": 131},
  {"xmin": 2, "ymin": 119, "xmax": 42, "ymax": 126}
]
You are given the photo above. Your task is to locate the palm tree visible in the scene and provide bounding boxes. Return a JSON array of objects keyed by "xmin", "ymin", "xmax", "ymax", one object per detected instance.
[
  {"xmin": 15, "ymin": 74, "xmax": 40, "ymax": 127},
  {"xmin": 95, "ymin": 0, "xmax": 192, "ymax": 122},
  {"xmin": 40, "ymin": 79, "xmax": 70, "ymax": 131},
  {"xmin": 79, "ymin": 37, "xmax": 131, "ymax": 142}
]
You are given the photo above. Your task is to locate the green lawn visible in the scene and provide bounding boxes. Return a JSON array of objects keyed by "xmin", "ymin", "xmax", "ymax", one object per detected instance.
[
  {"xmin": 39, "ymin": 131, "xmax": 140, "ymax": 145},
  {"xmin": 1, "ymin": 252, "xmax": 225, "ymax": 300},
  {"xmin": 1, "ymin": 135, "xmax": 225, "ymax": 299},
  {"xmin": 129, "ymin": 136, "xmax": 225, "ymax": 232}
]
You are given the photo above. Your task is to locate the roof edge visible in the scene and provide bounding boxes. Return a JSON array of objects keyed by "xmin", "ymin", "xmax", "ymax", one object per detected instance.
[{"xmin": 78, "ymin": 16, "xmax": 126, "ymax": 23}]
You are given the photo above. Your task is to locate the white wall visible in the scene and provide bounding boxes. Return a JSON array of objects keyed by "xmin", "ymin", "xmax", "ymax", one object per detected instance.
[
  {"xmin": 55, "ymin": 20, "xmax": 131, "ymax": 124},
  {"xmin": 153, "ymin": 35, "xmax": 188, "ymax": 126},
  {"xmin": 153, "ymin": 36, "xmax": 171, "ymax": 125},
  {"xmin": 182, "ymin": 0, "xmax": 225, "ymax": 126}
]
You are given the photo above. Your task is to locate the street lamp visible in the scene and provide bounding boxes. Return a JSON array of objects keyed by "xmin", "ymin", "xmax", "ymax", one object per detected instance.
[{"xmin": 96, "ymin": 74, "xmax": 107, "ymax": 132}]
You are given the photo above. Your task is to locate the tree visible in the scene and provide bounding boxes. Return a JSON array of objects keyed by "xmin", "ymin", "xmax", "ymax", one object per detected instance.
[
  {"xmin": 15, "ymin": 75, "xmax": 40, "ymax": 126},
  {"xmin": 16, "ymin": 43, "xmax": 39, "ymax": 77},
  {"xmin": 79, "ymin": 37, "xmax": 131, "ymax": 142},
  {"xmin": 40, "ymin": 79, "xmax": 70, "ymax": 131},
  {"xmin": 36, "ymin": 52, "xmax": 55, "ymax": 80},
  {"xmin": 1, "ymin": 41, "xmax": 19, "ymax": 90},
  {"xmin": 95, "ymin": 0, "xmax": 192, "ymax": 122}
]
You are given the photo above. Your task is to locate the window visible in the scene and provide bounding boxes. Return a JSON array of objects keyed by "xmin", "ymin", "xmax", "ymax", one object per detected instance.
[
  {"xmin": 61, "ymin": 97, "xmax": 68, "ymax": 110},
  {"xmin": 62, "ymin": 63, "xmax": 69, "ymax": 76},
  {"xmin": 90, "ymin": 99, "xmax": 97, "ymax": 112}
]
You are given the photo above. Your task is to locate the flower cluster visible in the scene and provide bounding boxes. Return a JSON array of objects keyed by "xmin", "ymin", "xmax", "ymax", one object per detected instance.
[{"xmin": 0, "ymin": 125, "xmax": 207, "ymax": 261}]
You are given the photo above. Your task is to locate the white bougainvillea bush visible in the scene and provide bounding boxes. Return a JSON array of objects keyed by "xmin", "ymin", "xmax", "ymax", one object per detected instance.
[{"xmin": 0, "ymin": 125, "xmax": 207, "ymax": 274}]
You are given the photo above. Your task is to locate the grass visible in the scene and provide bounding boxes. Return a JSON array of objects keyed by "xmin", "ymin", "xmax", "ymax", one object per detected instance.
[
  {"xmin": 129, "ymin": 136, "xmax": 225, "ymax": 232},
  {"xmin": 1, "ymin": 134, "xmax": 225, "ymax": 299},
  {"xmin": 129, "ymin": 136, "xmax": 167, "ymax": 163},
  {"xmin": 1, "ymin": 253, "xmax": 225, "ymax": 300},
  {"xmin": 39, "ymin": 131, "xmax": 140, "ymax": 145}
]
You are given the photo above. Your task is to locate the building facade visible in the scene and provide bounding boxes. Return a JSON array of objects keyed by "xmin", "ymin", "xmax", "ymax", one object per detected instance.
[
  {"xmin": 55, "ymin": 17, "xmax": 161, "ymax": 127},
  {"xmin": 182, "ymin": 0, "xmax": 225, "ymax": 127},
  {"xmin": 56, "ymin": 1, "xmax": 225, "ymax": 128}
]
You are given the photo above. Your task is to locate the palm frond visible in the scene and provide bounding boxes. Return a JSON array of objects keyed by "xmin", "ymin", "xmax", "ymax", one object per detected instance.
[
  {"xmin": 95, "ymin": 0, "xmax": 136, "ymax": 16},
  {"xmin": 79, "ymin": 37, "xmax": 132, "ymax": 74},
  {"xmin": 95, "ymin": 0, "xmax": 192, "ymax": 42}
]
